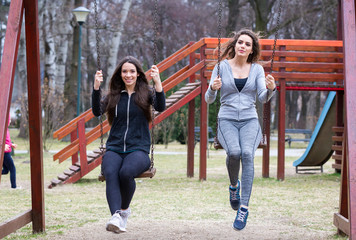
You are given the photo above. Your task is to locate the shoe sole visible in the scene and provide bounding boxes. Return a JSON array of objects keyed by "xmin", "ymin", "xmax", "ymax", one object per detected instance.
[
  {"xmin": 232, "ymin": 224, "xmax": 245, "ymax": 231},
  {"xmin": 106, "ymin": 223, "xmax": 126, "ymax": 233},
  {"xmin": 230, "ymin": 203, "xmax": 240, "ymax": 211}
]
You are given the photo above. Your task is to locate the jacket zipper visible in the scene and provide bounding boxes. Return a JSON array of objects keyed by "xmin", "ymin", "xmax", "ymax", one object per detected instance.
[{"xmin": 123, "ymin": 94, "xmax": 131, "ymax": 151}]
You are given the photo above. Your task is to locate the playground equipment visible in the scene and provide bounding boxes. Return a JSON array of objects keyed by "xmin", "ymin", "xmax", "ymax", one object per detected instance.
[
  {"xmin": 293, "ymin": 92, "xmax": 336, "ymax": 173},
  {"xmin": 50, "ymin": 38, "xmax": 344, "ymax": 184},
  {"xmin": 1, "ymin": 0, "xmax": 356, "ymax": 239},
  {"xmin": 0, "ymin": 0, "xmax": 44, "ymax": 238}
]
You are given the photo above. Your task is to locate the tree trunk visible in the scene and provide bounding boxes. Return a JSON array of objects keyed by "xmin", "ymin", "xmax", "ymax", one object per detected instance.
[
  {"xmin": 226, "ymin": 0, "xmax": 241, "ymax": 35},
  {"xmin": 42, "ymin": 1, "xmax": 57, "ymax": 89},
  {"xmin": 305, "ymin": 91, "xmax": 319, "ymax": 130},
  {"xmin": 248, "ymin": 0, "xmax": 275, "ymax": 32},
  {"xmin": 54, "ymin": 0, "xmax": 73, "ymax": 96},
  {"xmin": 105, "ymin": 0, "xmax": 132, "ymax": 89}
]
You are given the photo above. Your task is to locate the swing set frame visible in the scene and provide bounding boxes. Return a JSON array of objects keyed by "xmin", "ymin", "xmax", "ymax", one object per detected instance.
[{"xmin": 1, "ymin": 0, "xmax": 356, "ymax": 239}]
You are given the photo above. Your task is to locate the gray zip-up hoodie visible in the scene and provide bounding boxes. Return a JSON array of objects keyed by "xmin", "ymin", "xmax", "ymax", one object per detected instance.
[{"xmin": 205, "ymin": 59, "xmax": 275, "ymax": 121}]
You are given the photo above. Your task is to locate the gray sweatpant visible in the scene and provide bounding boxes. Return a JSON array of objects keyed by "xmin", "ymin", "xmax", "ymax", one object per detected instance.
[{"xmin": 217, "ymin": 118, "xmax": 262, "ymax": 207}]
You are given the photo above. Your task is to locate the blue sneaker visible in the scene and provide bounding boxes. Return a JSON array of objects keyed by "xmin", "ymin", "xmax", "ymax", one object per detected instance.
[
  {"xmin": 229, "ymin": 180, "xmax": 240, "ymax": 210},
  {"xmin": 233, "ymin": 207, "xmax": 249, "ymax": 231}
]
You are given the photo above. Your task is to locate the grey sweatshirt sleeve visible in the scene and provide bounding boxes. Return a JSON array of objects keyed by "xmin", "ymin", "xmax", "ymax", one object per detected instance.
[
  {"xmin": 256, "ymin": 65, "xmax": 276, "ymax": 103},
  {"xmin": 205, "ymin": 63, "xmax": 218, "ymax": 104}
]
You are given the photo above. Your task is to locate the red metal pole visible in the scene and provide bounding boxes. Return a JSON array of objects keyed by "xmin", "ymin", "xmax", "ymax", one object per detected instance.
[
  {"xmin": 187, "ymin": 42, "xmax": 196, "ymax": 177},
  {"xmin": 342, "ymin": 0, "xmax": 356, "ymax": 238},
  {"xmin": 277, "ymin": 46, "xmax": 286, "ymax": 181},
  {"xmin": 199, "ymin": 44, "xmax": 207, "ymax": 181},
  {"xmin": 24, "ymin": 0, "xmax": 45, "ymax": 233},
  {"xmin": 0, "ymin": 0, "xmax": 24, "ymax": 183}
]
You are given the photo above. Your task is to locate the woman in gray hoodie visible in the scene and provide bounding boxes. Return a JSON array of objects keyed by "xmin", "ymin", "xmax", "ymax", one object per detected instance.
[{"xmin": 205, "ymin": 29, "xmax": 276, "ymax": 231}]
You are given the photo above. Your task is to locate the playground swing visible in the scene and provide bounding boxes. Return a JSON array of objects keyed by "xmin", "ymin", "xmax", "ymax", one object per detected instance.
[
  {"xmin": 95, "ymin": 0, "xmax": 158, "ymax": 180},
  {"xmin": 213, "ymin": 0, "xmax": 283, "ymax": 149}
]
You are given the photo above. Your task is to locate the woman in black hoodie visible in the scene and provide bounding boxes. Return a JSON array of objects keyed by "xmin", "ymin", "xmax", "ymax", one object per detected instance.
[{"xmin": 92, "ymin": 56, "xmax": 165, "ymax": 234}]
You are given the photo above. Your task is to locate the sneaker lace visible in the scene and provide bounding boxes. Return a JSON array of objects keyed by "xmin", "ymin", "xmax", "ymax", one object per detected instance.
[
  {"xmin": 230, "ymin": 189, "xmax": 239, "ymax": 201},
  {"xmin": 237, "ymin": 209, "xmax": 248, "ymax": 222}
]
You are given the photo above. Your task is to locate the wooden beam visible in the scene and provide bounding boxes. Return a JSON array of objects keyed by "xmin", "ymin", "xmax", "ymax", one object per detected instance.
[
  {"xmin": 163, "ymin": 61, "xmax": 205, "ymax": 92},
  {"xmin": 262, "ymin": 101, "xmax": 271, "ymax": 178},
  {"xmin": 78, "ymin": 118, "xmax": 88, "ymax": 175},
  {"xmin": 199, "ymin": 47, "xmax": 207, "ymax": 181},
  {"xmin": 187, "ymin": 44, "xmax": 196, "ymax": 178},
  {"xmin": 157, "ymin": 39, "xmax": 205, "ymax": 74},
  {"xmin": 204, "ymin": 38, "xmax": 343, "ymax": 47},
  {"xmin": 277, "ymin": 46, "xmax": 286, "ymax": 181},
  {"xmin": 154, "ymin": 87, "xmax": 201, "ymax": 125},
  {"xmin": 0, "ymin": 0, "xmax": 23, "ymax": 183},
  {"xmin": 24, "ymin": 0, "xmax": 45, "ymax": 232},
  {"xmin": 0, "ymin": 210, "xmax": 32, "ymax": 239},
  {"xmin": 53, "ymin": 109, "xmax": 93, "ymax": 139},
  {"xmin": 334, "ymin": 213, "xmax": 350, "ymax": 236},
  {"xmin": 342, "ymin": 0, "xmax": 356, "ymax": 238}
]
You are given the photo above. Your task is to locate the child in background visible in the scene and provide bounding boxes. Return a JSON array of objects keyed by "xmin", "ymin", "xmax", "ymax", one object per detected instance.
[{"xmin": 2, "ymin": 115, "xmax": 19, "ymax": 189}]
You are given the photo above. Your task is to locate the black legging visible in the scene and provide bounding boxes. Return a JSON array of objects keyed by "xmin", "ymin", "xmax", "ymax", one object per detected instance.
[{"xmin": 102, "ymin": 150, "xmax": 150, "ymax": 215}]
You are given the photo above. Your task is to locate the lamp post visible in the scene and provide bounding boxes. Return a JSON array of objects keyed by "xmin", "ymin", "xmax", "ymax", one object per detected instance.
[{"xmin": 72, "ymin": 6, "xmax": 90, "ymax": 116}]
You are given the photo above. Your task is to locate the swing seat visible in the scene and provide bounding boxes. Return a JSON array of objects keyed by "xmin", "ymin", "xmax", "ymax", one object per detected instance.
[{"xmin": 98, "ymin": 167, "xmax": 156, "ymax": 182}]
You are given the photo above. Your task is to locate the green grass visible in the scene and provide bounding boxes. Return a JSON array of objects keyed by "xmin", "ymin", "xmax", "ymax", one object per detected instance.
[{"xmin": 0, "ymin": 130, "xmax": 348, "ymax": 240}]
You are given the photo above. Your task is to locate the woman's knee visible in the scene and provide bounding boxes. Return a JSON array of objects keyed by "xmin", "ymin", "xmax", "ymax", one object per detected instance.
[
  {"xmin": 242, "ymin": 150, "xmax": 253, "ymax": 161},
  {"xmin": 228, "ymin": 149, "xmax": 241, "ymax": 161},
  {"xmin": 119, "ymin": 167, "xmax": 135, "ymax": 181},
  {"xmin": 102, "ymin": 152, "xmax": 121, "ymax": 176}
]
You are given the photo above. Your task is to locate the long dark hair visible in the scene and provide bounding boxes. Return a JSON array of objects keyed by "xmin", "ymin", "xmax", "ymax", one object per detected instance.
[
  {"xmin": 105, "ymin": 56, "xmax": 152, "ymax": 125},
  {"xmin": 220, "ymin": 29, "xmax": 261, "ymax": 63}
]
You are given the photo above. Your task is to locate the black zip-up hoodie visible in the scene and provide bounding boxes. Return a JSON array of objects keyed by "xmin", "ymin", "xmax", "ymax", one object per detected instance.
[{"xmin": 92, "ymin": 88, "xmax": 166, "ymax": 154}]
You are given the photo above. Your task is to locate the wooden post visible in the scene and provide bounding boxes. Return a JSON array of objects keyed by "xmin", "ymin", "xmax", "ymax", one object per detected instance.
[
  {"xmin": 187, "ymin": 42, "xmax": 196, "ymax": 177},
  {"xmin": 0, "ymin": 0, "xmax": 23, "ymax": 183},
  {"xmin": 277, "ymin": 46, "xmax": 286, "ymax": 181},
  {"xmin": 335, "ymin": 0, "xmax": 344, "ymax": 173},
  {"xmin": 334, "ymin": 133, "xmax": 349, "ymax": 235},
  {"xmin": 199, "ymin": 44, "xmax": 207, "ymax": 181},
  {"xmin": 71, "ymin": 131, "xmax": 79, "ymax": 165},
  {"xmin": 24, "ymin": 0, "xmax": 45, "ymax": 232},
  {"xmin": 78, "ymin": 118, "xmax": 88, "ymax": 175},
  {"xmin": 262, "ymin": 101, "xmax": 271, "ymax": 178},
  {"xmin": 342, "ymin": 0, "xmax": 356, "ymax": 238}
]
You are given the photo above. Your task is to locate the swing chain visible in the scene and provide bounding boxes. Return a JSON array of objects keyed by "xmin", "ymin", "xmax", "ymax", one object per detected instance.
[
  {"xmin": 153, "ymin": 0, "xmax": 158, "ymax": 65},
  {"xmin": 94, "ymin": 0, "xmax": 101, "ymax": 71},
  {"xmin": 212, "ymin": 0, "xmax": 223, "ymax": 149},
  {"xmin": 150, "ymin": 0, "xmax": 159, "ymax": 169},
  {"xmin": 270, "ymin": 0, "xmax": 283, "ymax": 73},
  {"xmin": 262, "ymin": 0, "xmax": 283, "ymax": 146},
  {"xmin": 94, "ymin": 0, "xmax": 105, "ymax": 154},
  {"xmin": 217, "ymin": 0, "xmax": 222, "ymax": 77},
  {"xmin": 150, "ymin": 92, "xmax": 155, "ymax": 169}
]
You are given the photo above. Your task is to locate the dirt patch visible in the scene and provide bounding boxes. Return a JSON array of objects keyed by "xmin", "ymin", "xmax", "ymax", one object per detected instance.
[{"xmin": 42, "ymin": 219, "xmax": 333, "ymax": 240}]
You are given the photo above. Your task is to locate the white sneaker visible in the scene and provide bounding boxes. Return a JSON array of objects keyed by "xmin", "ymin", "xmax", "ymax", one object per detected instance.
[
  {"xmin": 106, "ymin": 211, "xmax": 126, "ymax": 233},
  {"xmin": 120, "ymin": 208, "xmax": 131, "ymax": 229}
]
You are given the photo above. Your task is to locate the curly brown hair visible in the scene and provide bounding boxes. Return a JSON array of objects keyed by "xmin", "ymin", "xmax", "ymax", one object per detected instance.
[{"xmin": 220, "ymin": 29, "xmax": 261, "ymax": 63}]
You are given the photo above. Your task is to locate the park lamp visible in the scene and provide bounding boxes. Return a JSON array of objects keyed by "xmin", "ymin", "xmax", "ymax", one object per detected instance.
[
  {"xmin": 72, "ymin": 6, "xmax": 90, "ymax": 116},
  {"xmin": 72, "ymin": 6, "xmax": 90, "ymax": 25}
]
